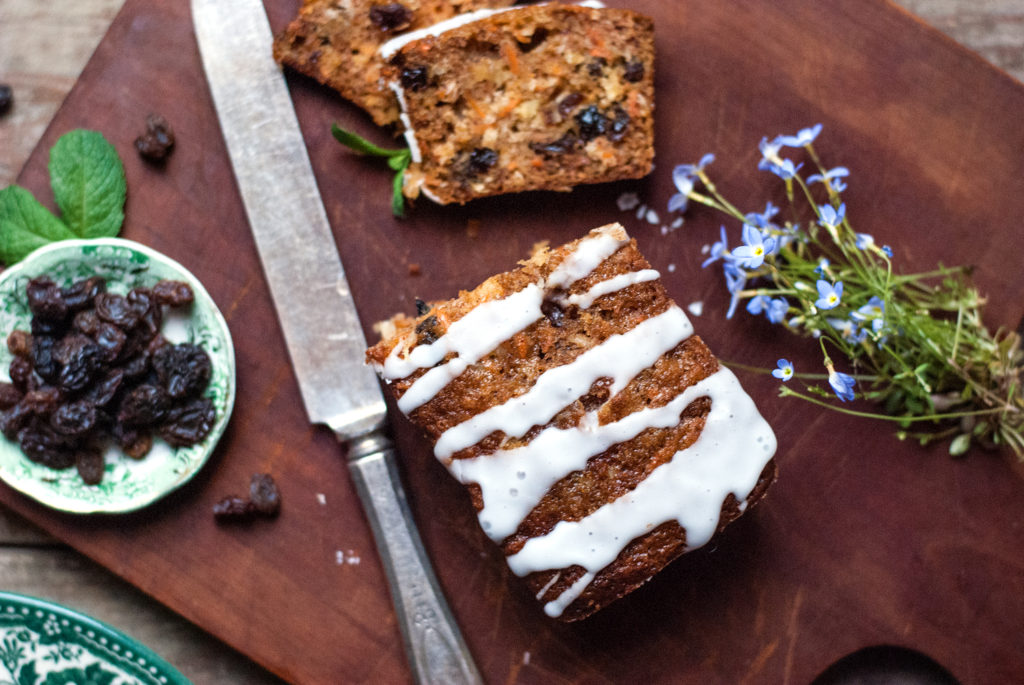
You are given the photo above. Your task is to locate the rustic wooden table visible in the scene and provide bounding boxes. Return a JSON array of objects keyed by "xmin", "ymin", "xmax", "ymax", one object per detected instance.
[{"xmin": 0, "ymin": 1, "xmax": 1022, "ymax": 683}]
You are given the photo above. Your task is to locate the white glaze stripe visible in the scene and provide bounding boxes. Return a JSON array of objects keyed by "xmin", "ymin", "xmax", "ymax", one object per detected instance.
[
  {"xmin": 497, "ymin": 367, "xmax": 775, "ymax": 614},
  {"xmin": 452, "ymin": 359, "xmax": 727, "ymax": 543},
  {"xmin": 382, "ymin": 225, "xmax": 628, "ymax": 413},
  {"xmin": 562, "ymin": 269, "xmax": 660, "ymax": 309},
  {"xmin": 433, "ymin": 306, "xmax": 694, "ymax": 460}
]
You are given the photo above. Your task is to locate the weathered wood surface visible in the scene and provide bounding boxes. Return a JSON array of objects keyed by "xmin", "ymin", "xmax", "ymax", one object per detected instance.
[{"xmin": 1, "ymin": 1, "xmax": 1024, "ymax": 683}]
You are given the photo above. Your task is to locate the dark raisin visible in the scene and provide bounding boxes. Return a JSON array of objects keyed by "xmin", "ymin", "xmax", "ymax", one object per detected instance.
[
  {"xmin": 400, "ymin": 65, "xmax": 429, "ymax": 91},
  {"xmin": 540, "ymin": 297, "xmax": 565, "ymax": 328},
  {"xmin": 415, "ymin": 315, "xmax": 440, "ymax": 345},
  {"xmin": 249, "ymin": 473, "xmax": 281, "ymax": 516},
  {"xmin": 31, "ymin": 335, "xmax": 58, "ymax": 382},
  {"xmin": 30, "ymin": 316, "xmax": 66, "ymax": 338},
  {"xmin": 94, "ymin": 292, "xmax": 143, "ymax": 328},
  {"xmin": 0, "ymin": 383, "xmax": 22, "ymax": 410},
  {"xmin": 120, "ymin": 350, "xmax": 151, "ymax": 381},
  {"xmin": 8, "ymin": 357, "xmax": 34, "ymax": 391},
  {"xmin": 83, "ymin": 368, "xmax": 124, "ymax": 407},
  {"xmin": 517, "ymin": 27, "xmax": 548, "ymax": 52},
  {"xmin": 122, "ymin": 431, "xmax": 153, "ymax": 460},
  {"xmin": 26, "ymin": 276, "xmax": 67, "ymax": 322},
  {"xmin": 58, "ymin": 342, "xmax": 105, "ymax": 393},
  {"xmin": 159, "ymin": 397, "xmax": 215, "ymax": 447},
  {"xmin": 7, "ymin": 330, "xmax": 32, "ymax": 358},
  {"xmin": 135, "ymin": 114, "xmax": 175, "ymax": 161},
  {"xmin": 22, "ymin": 387, "xmax": 61, "ymax": 414},
  {"xmin": 461, "ymin": 148, "xmax": 498, "ymax": 179},
  {"xmin": 117, "ymin": 384, "xmax": 170, "ymax": 426},
  {"xmin": 18, "ymin": 423, "xmax": 75, "ymax": 469},
  {"xmin": 575, "ymin": 105, "xmax": 609, "ymax": 142},
  {"xmin": 586, "ymin": 57, "xmax": 607, "ymax": 78},
  {"xmin": 152, "ymin": 280, "xmax": 194, "ymax": 307},
  {"xmin": 52, "ymin": 333, "xmax": 93, "ymax": 365},
  {"xmin": 0, "ymin": 84, "xmax": 12, "ymax": 116},
  {"xmin": 50, "ymin": 400, "xmax": 98, "ymax": 437},
  {"xmin": 414, "ymin": 298, "xmax": 430, "ymax": 316},
  {"xmin": 213, "ymin": 496, "xmax": 255, "ymax": 522},
  {"xmin": 530, "ymin": 132, "xmax": 579, "ymax": 157},
  {"xmin": 93, "ymin": 322, "xmax": 127, "ymax": 362},
  {"xmin": 608, "ymin": 105, "xmax": 630, "ymax": 142},
  {"xmin": 72, "ymin": 309, "xmax": 101, "ymax": 336},
  {"xmin": 0, "ymin": 403, "xmax": 31, "ymax": 440},
  {"xmin": 623, "ymin": 59, "xmax": 645, "ymax": 83},
  {"xmin": 369, "ymin": 3, "xmax": 413, "ymax": 32},
  {"xmin": 61, "ymin": 277, "xmax": 106, "ymax": 312},
  {"xmin": 75, "ymin": 448, "xmax": 106, "ymax": 485},
  {"xmin": 152, "ymin": 343, "xmax": 212, "ymax": 399},
  {"xmin": 558, "ymin": 92, "xmax": 584, "ymax": 118}
]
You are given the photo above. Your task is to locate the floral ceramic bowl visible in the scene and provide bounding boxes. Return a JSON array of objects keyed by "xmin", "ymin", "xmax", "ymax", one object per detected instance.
[{"xmin": 0, "ymin": 238, "xmax": 235, "ymax": 513}]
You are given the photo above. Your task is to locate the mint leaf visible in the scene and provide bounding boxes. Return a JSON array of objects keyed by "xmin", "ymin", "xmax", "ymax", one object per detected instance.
[
  {"xmin": 48, "ymin": 129, "xmax": 126, "ymax": 238},
  {"xmin": 0, "ymin": 185, "xmax": 76, "ymax": 264}
]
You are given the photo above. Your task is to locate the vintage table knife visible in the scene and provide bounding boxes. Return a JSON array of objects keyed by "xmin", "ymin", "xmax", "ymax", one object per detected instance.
[{"xmin": 192, "ymin": 0, "xmax": 482, "ymax": 682}]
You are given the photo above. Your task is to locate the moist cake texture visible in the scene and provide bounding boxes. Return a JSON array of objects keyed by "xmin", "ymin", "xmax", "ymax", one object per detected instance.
[
  {"xmin": 272, "ymin": 0, "xmax": 517, "ymax": 126},
  {"xmin": 366, "ymin": 224, "xmax": 777, "ymax": 620},
  {"xmin": 382, "ymin": 2, "xmax": 656, "ymax": 204}
]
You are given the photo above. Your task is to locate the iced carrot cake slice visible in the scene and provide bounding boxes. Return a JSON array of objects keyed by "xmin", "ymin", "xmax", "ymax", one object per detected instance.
[
  {"xmin": 366, "ymin": 223, "xmax": 777, "ymax": 620},
  {"xmin": 272, "ymin": 0, "xmax": 517, "ymax": 127},
  {"xmin": 380, "ymin": 2, "xmax": 656, "ymax": 204}
]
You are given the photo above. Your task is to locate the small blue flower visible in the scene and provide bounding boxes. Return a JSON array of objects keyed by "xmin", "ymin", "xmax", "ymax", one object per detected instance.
[
  {"xmin": 815, "ymin": 279, "xmax": 843, "ymax": 310},
  {"xmin": 807, "ymin": 166, "xmax": 849, "ymax": 192},
  {"xmin": 777, "ymin": 123, "xmax": 823, "ymax": 148},
  {"xmin": 766, "ymin": 297, "xmax": 789, "ymax": 324},
  {"xmin": 818, "ymin": 203, "xmax": 846, "ymax": 230},
  {"xmin": 668, "ymin": 154, "xmax": 715, "ymax": 213},
  {"xmin": 772, "ymin": 359, "xmax": 794, "ymax": 381},
  {"xmin": 723, "ymin": 262, "xmax": 747, "ymax": 320},
  {"xmin": 814, "ymin": 258, "xmax": 831, "ymax": 277},
  {"xmin": 851, "ymin": 296, "xmax": 885, "ymax": 323},
  {"xmin": 827, "ymin": 317, "xmax": 856, "ymax": 340},
  {"xmin": 746, "ymin": 294, "xmax": 769, "ymax": 315},
  {"xmin": 744, "ymin": 201, "xmax": 780, "ymax": 229},
  {"xmin": 702, "ymin": 226, "xmax": 729, "ymax": 268},
  {"xmin": 882, "ymin": 245, "xmax": 893, "ymax": 258},
  {"xmin": 732, "ymin": 224, "xmax": 777, "ymax": 269},
  {"xmin": 828, "ymin": 367, "xmax": 857, "ymax": 402},
  {"xmin": 855, "ymin": 232, "xmax": 875, "ymax": 250},
  {"xmin": 757, "ymin": 136, "xmax": 802, "ymax": 180}
]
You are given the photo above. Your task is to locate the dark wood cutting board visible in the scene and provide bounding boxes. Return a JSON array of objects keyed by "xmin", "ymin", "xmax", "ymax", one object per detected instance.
[{"xmin": 5, "ymin": 0, "xmax": 1024, "ymax": 682}]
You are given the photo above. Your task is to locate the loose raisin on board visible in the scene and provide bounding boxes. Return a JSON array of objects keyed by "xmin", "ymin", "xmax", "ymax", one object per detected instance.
[
  {"xmin": 134, "ymin": 114, "xmax": 175, "ymax": 161},
  {"xmin": 249, "ymin": 473, "xmax": 281, "ymax": 516},
  {"xmin": 213, "ymin": 496, "xmax": 255, "ymax": 521}
]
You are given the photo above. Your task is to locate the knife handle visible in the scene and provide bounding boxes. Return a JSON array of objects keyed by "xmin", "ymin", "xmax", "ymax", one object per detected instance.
[{"xmin": 346, "ymin": 432, "xmax": 483, "ymax": 685}]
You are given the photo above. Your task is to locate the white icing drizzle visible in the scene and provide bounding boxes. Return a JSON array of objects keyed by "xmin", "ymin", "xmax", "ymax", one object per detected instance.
[
  {"xmin": 543, "ymin": 571, "xmax": 595, "ymax": 618},
  {"xmin": 433, "ymin": 306, "xmax": 694, "ymax": 460},
  {"xmin": 499, "ymin": 366, "xmax": 776, "ymax": 617},
  {"xmin": 561, "ymin": 269, "xmax": 660, "ymax": 309},
  {"xmin": 389, "ymin": 83, "xmax": 421, "ymax": 164},
  {"xmin": 380, "ymin": 225, "xmax": 629, "ymax": 413}
]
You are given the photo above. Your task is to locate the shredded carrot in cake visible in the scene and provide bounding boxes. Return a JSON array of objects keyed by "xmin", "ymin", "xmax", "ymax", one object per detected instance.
[{"xmin": 501, "ymin": 40, "xmax": 520, "ymax": 75}]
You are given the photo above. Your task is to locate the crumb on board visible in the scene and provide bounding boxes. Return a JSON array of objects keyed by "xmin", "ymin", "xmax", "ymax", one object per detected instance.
[
  {"xmin": 335, "ymin": 549, "xmax": 362, "ymax": 566},
  {"xmin": 466, "ymin": 218, "xmax": 481, "ymax": 238},
  {"xmin": 408, "ymin": 262, "xmax": 421, "ymax": 276}
]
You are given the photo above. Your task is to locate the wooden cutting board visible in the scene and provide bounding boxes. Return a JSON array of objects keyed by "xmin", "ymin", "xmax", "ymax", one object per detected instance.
[{"xmin": 5, "ymin": 0, "xmax": 1024, "ymax": 682}]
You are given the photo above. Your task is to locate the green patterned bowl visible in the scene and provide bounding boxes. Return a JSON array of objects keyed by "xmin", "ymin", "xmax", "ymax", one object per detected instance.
[{"xmin": 0, "ymin": 238, "xmax": 235, "ymax": 514}]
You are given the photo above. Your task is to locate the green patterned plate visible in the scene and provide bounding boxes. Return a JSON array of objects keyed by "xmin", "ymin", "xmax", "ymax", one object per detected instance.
[
  {"xmin": 0, "ymin": 591, "xmax": 190, "ymax": 685},
  {"xmin": 0, "ymin": 238, "xmax": 235, "ymax": 513}
]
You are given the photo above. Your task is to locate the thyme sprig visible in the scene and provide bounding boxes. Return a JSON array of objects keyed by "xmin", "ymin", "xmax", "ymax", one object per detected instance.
[
  {"xmin": 671, "ymin": 125, "xmax": 1024, "ymax": 457},
  {"xmin": 331, "ymin": 124, "xmax": 410, "ymax": 218}
]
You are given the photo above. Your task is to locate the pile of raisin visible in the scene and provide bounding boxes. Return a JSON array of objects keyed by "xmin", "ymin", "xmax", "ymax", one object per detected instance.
[{"xmin": 0, "ymin": 274, "xmax": 216, "ymax": 485}]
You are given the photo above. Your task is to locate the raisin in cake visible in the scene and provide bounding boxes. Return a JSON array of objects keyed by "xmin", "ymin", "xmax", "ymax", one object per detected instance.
[
  {"xmin": 366, "ymin": 224, "xmax": 777, "ymax": 621},
  {"xmin": 381, "ymin": 2, "xmax": 656, "ymax": 204},
  {"xmin": 272, "ymin": 0, "xmax": 517, "ymax": 126}
]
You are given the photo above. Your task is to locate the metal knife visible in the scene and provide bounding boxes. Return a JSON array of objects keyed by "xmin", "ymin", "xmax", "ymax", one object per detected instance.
[{"xmin": 192, "ymin": 1, "xmax": 482, "ymax": 682}]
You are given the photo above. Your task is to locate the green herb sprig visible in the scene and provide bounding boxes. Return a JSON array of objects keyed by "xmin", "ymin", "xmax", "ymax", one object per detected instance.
[
  {"xmin": 331, "ymin": 124, "xmax": 411, "ymax": 218},
  {"xmin": 0, "ymin": 129, "xmax": 126, "ymax": 264},
  {"xmin": 671, "ymin": 125, "xmax": 1023, "ymax": 457}
]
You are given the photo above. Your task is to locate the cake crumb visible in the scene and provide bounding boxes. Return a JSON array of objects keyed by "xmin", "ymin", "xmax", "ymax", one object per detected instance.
[
  {"xmin": 408, "ymin": 262, "xmax": 421, "ymax": 277},
  {"xmin": 335, "ymin": 549, "xmax": 362, "ymax": 566},
  {"xmin": 616, "ymin": 192, "xmax": 640, "ymax": 211},
  {"xmin": 688, "ymin": 301, "xmax": 704, "ymax": 316},
  {"xmin": 523, "ymin": 651, "xmax": 531, "ymax": 665},
  {"xmin": 316, "ymin": 493, "xmax": 327, "ymax": 506},
  {"xmin": 466, "ymin": 218, "xmax": 482, "ymax": 238}
]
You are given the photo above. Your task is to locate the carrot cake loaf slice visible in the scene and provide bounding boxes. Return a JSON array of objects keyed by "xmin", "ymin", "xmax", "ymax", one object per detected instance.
[
  {"xmin": 272, "ymin": 0, "xmax": 517, "ymax": 126},
  {"xmin": 380, "ymin": 2, "xmax": 656, "ymax": 204},
  {"xmin": 366, "ymin": 223, "xmax": 777, "ymax": 620}
]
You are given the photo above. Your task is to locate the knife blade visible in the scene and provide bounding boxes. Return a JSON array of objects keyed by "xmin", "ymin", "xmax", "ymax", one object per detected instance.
[{"xmin": 191, "ymin": 1, "xmax": 482, "ymax": 682}]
